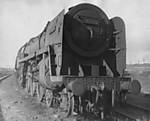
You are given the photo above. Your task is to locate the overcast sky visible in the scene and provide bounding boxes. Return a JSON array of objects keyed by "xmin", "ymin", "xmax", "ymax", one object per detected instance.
[{"xmin": 0, "ymin": 0, "xmax": 150, "ymax": 68}]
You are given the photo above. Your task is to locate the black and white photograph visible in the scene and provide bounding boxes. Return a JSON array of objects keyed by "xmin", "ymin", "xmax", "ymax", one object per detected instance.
[{"xmin": 0, "ymin": 0, "xmax": 150, "ymax": 121}]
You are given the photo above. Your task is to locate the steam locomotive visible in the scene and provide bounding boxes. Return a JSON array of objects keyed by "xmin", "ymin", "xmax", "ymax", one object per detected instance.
[{"xmin": 15, "ymin": 3, "xmax": 141, "ymax": 119}]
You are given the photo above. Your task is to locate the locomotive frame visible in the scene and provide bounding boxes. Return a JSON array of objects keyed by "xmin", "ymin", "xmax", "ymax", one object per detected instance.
[{"xmin": 15, "ymin": 3, "xmax": 135, "ymax": 119}]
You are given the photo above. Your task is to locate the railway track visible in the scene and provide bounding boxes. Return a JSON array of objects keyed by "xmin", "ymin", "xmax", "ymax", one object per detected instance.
[
  {"xmin": 113, "ymin": 94, "xmax": 150, "ymax": 121},
  {"xmin": 126, "ymin": 93, "xmax": 150, "ymax": 112},
  {"xmin": 0, "ymin": 74, "xmax": 12, "ymax": 82}
]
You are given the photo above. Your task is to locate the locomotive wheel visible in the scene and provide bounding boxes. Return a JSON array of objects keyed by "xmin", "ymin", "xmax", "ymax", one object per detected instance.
[
  {"xmin": 37, "ymin": 83, "xmax": 46, "ymax": 102},
  {"xmin": 45, "ymin": 89, "xmax": 53, "ymax": 107},
  {"xmin": 66, "ymin": 93, "xmax": 82, "ymax": 116},
  {"xmin": 67, "ymin": 92, "xmax": 81, "ymax": 116}
]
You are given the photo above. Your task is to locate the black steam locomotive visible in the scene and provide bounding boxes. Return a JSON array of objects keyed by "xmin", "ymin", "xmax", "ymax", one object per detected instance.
[{"xmin": 15, "ymin": 3, "xmax": 140, "ymax": 119}]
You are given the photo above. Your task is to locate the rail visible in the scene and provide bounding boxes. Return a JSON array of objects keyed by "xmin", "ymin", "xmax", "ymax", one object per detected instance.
[
  {"xmin": 113, "ymin": 94, "xmax": 150, "ymax": 121},
  {"xmin": 0, "ymin": 74, "xmax": 11, "ymax": 81}
]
